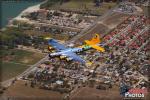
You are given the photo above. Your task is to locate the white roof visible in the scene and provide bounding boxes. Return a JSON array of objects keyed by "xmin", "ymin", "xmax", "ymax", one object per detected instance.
[{"xmin": 56, "ymin": 80, "xmax": 63, "ymax": 85}]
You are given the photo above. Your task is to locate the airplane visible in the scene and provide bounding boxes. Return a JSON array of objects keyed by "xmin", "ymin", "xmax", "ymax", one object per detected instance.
[
  {"xmin": 81, "ymin": 34, "xmax": 105, "ymax": 52},
  {"xmin": 47, "ymin": 34, "xmax": 105, "ymax": 64}
]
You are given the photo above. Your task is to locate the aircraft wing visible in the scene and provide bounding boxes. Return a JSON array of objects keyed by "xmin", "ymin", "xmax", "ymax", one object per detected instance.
[
  {"xmin": 90, "ymin": 45, "xmax": 105, "ymax": 52},
  {"xmin": 48, "ymin": 39, "xmax": 67, "ymax": 51},
  {"xmin": 64, "ymin": 52, "xmax": 86, "ymax": 64}
]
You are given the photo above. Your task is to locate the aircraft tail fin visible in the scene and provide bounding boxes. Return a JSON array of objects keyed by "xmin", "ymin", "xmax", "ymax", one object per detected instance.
[
  {"xmin": 90, "ymin": 34, "xmax": 100, "ymax": 44},
  {"xmin": 85, "ymin": 34, "xmax": 101, "ymax": 45}
]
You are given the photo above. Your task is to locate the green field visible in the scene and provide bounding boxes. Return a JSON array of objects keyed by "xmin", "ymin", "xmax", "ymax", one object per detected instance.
[
  {"xmin": 1, "ymin": 49, "xmax": 45, "ymax": 81},
  {"xmin": 1, "ymin": 62, "xmax": 29, "ymax": 81},
  {"xmin": 1, "ymin": 49, "xmax": 45, "ymax": 65},
  {"xmin": 47, "ymin": 0, "xmax": 117, "ymax": 15}
]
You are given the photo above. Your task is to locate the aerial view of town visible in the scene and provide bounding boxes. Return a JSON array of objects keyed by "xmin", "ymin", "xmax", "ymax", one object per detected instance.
[{"xmin": 0, "ymin": 0, "xmax": 149, "ymax": 100}]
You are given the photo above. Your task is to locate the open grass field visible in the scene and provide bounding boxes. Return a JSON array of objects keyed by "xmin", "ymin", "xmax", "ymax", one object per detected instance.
[
  {"xmin": 50, "ymin": 1, "xmax": 117, "ymax": 15},
  {"xmin": 1, "ymin": 62, "xmax": 29, "ymax": 81},
  {"xmin": 1, "ymin": 49, "xmax": 45, "ymax": 81},
  {"xmin": 2, "ymin": 49, "xmax": 45, "ymax": 65}
]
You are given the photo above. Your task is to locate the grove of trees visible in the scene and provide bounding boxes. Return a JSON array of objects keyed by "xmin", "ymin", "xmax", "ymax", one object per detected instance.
[{"xmin": 0, "ymin": 27, "xmax": 46, "ymax": 50}]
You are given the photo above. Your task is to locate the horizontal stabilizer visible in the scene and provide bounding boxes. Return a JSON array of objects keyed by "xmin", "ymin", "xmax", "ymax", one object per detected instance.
[{"xmin": 90, "ymin": 45, "xmax": 105, "ymax": 52}]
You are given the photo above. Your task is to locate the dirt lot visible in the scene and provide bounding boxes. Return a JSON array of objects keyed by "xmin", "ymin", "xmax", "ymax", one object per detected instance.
[
  {"xmin": 101, "ymin": 13, "xmax": 129, "ymax": 28},
  {"xmin": 70, "ymin": 86, "xmax": 150, "ymax": 100},
  {"xmin": 2, "ymin": 80, "xmax": 65, "ymax": 100},
  {"xmin": 2, "ymin": 80, "xmax": 149, "ymax": 100},
  {"xmin": 70, "ymin": 86, "xmax": 122, "ymax": 100}
]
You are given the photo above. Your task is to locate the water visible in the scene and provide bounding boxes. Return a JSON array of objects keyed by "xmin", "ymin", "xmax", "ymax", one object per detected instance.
[{"xmin": 1, "ymin": 0, "xmax": 42, "ymax": 28}]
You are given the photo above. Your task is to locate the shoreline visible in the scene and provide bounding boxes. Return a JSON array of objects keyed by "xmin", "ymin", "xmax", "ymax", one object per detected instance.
[
  {"xmin": 1, "ymin": 1, "xmax": 43, "ymax": 30},
  {"xmin": 11, "ymin": 0, "xmax": 47, "ymax": 23},
  {"xmin": 13, "ymin": 3, "xmax": 41, "ymax": 21}
]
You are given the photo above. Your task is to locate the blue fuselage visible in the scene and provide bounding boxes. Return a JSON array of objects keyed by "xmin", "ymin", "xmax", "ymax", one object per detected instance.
[
  {"xmin": 50, "ymin": 48, "xmax": 83, "ymax": 56},
  {"xmin": 49, "ymin": 44, "xmax": 93, "ymax": 57}
]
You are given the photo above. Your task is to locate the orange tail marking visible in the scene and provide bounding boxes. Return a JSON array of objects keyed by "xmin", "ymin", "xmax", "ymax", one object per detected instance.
[{"xmin": 85, "ymin": 34, "xmax": 101, "ymax": 45}]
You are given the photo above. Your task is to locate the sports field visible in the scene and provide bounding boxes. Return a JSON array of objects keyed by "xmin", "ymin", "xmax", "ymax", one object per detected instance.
[
  {"xmin": 1, "ymin": 49, "xmax": 45, "ymax": 81},
  {"xmin": 1, "ymin": 62, "xmax": 29, "ymax": 81}
]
